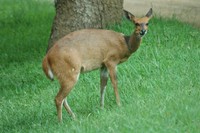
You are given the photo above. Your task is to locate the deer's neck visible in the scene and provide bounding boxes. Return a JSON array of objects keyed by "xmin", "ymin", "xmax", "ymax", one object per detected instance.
[{"xmin": 125, "ymin": 32, "xmax": 142, "ymax": 54}]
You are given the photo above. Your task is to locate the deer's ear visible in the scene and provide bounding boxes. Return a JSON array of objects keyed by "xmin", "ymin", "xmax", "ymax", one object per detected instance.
[
  {"xmin": 145, "ymin": 8, "xmax": 153, "ymax": 18},
  {"xmin": 124, "ymin": 10, "xmax": 136, "ymax": 22}
]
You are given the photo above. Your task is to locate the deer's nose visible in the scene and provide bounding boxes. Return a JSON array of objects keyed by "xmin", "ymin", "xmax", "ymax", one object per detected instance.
[{"xmin": 140, "ymin": 29, "xmax": 146, "ymax": 36}]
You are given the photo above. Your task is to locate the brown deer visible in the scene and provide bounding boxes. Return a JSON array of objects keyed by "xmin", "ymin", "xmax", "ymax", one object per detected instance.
[{"xmin": 42, "ymin": 8, "xmax": 153, "ymax": 122}]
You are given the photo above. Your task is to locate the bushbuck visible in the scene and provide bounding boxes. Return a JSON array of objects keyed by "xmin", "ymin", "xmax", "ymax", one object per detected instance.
[{"xmin": 42, "ymin": 8, "xmax": 153, "ymax": 122}]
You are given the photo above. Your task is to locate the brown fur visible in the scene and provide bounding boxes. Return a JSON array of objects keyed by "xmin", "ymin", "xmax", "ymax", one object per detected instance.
[{"xmin": 42, "ymin": 8, "xmax": 153, "ymax": 122}]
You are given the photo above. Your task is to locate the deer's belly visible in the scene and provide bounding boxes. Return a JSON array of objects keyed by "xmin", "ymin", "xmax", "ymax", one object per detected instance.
[{"xmin": 81, "ymin": 59, "xmax": 102, "ymax": 73}]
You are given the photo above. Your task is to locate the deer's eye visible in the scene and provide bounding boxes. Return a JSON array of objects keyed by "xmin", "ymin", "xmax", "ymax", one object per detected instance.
[
  {"xmin": 135, "ymin": 23, "xmax": 140, "ymax": 26},
  {"xmin": 146, "ymin": 23, "xmax": 149, "ymax": 26}
]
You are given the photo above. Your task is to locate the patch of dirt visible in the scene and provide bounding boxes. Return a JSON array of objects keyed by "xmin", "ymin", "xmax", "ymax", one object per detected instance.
[{"xmin": 124, "ymin": 0, "xmax": 200, "ymax": 28}]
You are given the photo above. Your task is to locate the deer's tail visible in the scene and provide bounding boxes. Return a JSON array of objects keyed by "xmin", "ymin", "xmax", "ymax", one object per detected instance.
[{"xmin": 42, "ymin": 56, "xmax": 54, "ymax": 81}]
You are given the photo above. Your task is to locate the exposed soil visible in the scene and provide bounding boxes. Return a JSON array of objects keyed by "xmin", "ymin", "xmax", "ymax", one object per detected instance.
[{"xmin": 124, "ymin": 0, "xmax": 200, "ymax": 28}]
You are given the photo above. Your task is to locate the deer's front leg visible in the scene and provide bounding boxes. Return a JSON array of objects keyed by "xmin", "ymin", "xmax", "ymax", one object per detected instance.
[
  {"xmin": 105, "ymin": 62, "xmax": 121, "ymax": 106},
  {"xmin": 100, "ymin": 66, "xmax": 108, "ymax": 108}
]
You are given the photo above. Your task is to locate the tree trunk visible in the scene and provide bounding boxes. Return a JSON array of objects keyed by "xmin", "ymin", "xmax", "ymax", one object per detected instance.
[{"xmin": 47, "ymin": 0, "xmax": 124, "ymax": 52}]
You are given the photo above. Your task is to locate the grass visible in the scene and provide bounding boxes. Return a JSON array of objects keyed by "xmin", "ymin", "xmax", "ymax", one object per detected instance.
[{"xmin": 0, "ymin": 0, "xmax": 200, "ymax": 132}]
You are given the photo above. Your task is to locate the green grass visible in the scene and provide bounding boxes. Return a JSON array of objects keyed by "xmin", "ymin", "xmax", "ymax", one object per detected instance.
[{"xmin": 1, "ymin": 0, "xmax": 200, "ymax": 132}]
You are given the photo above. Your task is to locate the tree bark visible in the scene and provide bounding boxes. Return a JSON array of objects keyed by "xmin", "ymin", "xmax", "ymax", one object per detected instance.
[{"xmin": 47, "ymin": 0, "xmax": 124, "ymax": 52}]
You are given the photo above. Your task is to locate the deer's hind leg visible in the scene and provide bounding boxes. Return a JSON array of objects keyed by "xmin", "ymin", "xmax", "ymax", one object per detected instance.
[{"xmin": 55, "ymin": 67, "xmax": 80, "ymax": 122}]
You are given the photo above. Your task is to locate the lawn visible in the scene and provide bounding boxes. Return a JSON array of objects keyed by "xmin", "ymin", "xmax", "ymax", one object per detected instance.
[{"xmin": 0, "ymin": 0, "xmax": 200, "ymax": 133}]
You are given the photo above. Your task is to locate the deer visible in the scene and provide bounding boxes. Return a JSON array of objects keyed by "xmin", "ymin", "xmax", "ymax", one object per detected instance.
[{"xmin": 42, "ymin": 8, "xmax": 153, "ymax": 122}]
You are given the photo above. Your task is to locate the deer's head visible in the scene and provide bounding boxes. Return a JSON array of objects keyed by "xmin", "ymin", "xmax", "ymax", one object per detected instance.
[{"xmin": 125, "ymin": 8, "xmax": 153, "ymax": 37}]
